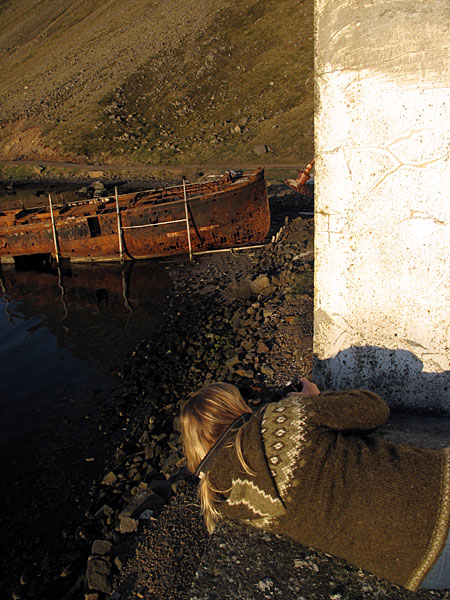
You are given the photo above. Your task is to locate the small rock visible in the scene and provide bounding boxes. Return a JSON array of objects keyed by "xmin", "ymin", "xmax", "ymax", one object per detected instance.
[
  {"xmin": 235, "ymin": 369, "xmax": 254, "ymax": 378},
  {"xmin": 147, "ymin": 491, "xmax": 167, "ymax": 513},
  {"xmin": 94, "ymin": 505, "xmax": 114, "ymax": 520},
  {"xmin": 225, "ymin": 355, "xmax": 240, "ymax": 369},
  {"xmin": 119, "ymin": 516, "xmax": 138, "ymax": 533},
  {"xmin": 228, "ymin": 278, "xmax": 252, "ymax": 299},
  {"xmin": 114, "ymin": 447, "xmax": 126, "ymax": 461},
  {"xmin": 139, "ymin": 431, "xmax": 150, "ymax": 446},
  {"xmin": 148, "ymin": 479, "xmax": 173, "ymax": 501},
  {"xmin": 242, "ymin": 339, "xmax": 255, "ymax": 351},
  {"xmin": 257, "ymin": 577, "xmax": 274, "ymax": 591},
  {"xmin": 91, "ymin": 180, "xmax": 105, "ymax": 189},
  {"xmin": 127, "ymin": 467, "xmax": 141, "ymax": 481},
  {"xmin": 144, "ymin": 445, "xmax": 155, "ymax": 460},
  {"xmin": 253, "ymin": 145, "xmax": 268, "ymax": 156},
  {"xmin": 257, "ymin": 341, "xmax": 270, "ymax": 354},
  {"xmin": 250, "ymin": 275, "xmax": 276, "ymax": 296},
  {"xmin": 85, "ymin": 556, "xmax": 112, "ymax": 594},
  {"xmin": 60, "ymin": 565, "xmax": 71, "ymax": 577},
  {"xmin": 101, "ymin": 471, "xmax": 117, "ymax": 486},
  {"xmin": 261, "ymin": 365, "xmax": 275, "ymax": 377},
  {"xmin": 91, "ymin": 540, "xmax": 112, "ymax": 555},
  {"xmin": 230, "ymin": 309, "xmax": 242, "ymax": 329}
]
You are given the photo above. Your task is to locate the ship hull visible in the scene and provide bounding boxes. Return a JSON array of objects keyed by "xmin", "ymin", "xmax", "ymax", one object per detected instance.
[{"xmin": 0, "ymin": 169, "xmax": 270, "ymax": 263}]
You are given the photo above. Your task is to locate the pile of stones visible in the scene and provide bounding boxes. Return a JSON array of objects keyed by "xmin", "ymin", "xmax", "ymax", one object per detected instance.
[{"xmin": 81, "ymin": 215, "xmax": 314, "ymax": 599}]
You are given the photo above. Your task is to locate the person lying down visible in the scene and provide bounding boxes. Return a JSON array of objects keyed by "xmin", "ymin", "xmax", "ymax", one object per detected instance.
[{"xmin": 180, "ymin": 378, "xmax": 450, "ymax": 591}]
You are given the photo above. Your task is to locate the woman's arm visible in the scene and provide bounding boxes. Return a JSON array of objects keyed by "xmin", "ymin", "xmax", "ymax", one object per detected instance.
[{"xmin": 286, "ymin": 378, "xmax": 390, "ymax": 433}]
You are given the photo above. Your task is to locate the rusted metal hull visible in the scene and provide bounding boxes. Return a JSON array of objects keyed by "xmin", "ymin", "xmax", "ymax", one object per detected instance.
[{"xmin": 0, "ymin": 169, "xmax": 270, "ymax": 263}]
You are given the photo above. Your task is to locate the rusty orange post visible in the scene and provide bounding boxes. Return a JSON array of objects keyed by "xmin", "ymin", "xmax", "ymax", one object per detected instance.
[{"xmin": 297, "ymin": 158, "xmax": 315, "ymax": 185}]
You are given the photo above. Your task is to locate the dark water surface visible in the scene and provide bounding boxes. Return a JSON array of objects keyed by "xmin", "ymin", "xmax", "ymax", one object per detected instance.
[
  {"xmin": 0, "ymin": 259, "xmax": 171, "ymax": 450},
  {"xmin": 0, "ymin": 258, "xmax": 173, "ymax": 597}
]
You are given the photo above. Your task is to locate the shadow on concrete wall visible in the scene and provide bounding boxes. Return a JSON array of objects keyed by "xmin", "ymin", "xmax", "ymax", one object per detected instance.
[{"xmin": 314, "ymin": 346, "xmax": 450, "ymax": 416}]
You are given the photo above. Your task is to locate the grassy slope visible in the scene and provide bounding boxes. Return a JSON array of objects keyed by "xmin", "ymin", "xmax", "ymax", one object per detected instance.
[{"xmin": 0, "ymin": 0, "xmax": 313, "ymax": 165}]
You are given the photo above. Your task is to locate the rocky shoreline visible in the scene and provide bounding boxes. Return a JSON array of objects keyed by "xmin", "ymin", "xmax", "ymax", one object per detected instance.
[
  {"xmin": 4, "ymin": 185, "xmax": 314, "ymax": 599},
  {"xmin": 79, "ymin": 214, "xmax": 315, "ymax": 600}
]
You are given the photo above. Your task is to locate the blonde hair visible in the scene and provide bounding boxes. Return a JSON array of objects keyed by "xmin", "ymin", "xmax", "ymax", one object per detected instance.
[{"xmin": 180, "ymin": 382, "xmax": 254, "ymax": 532}]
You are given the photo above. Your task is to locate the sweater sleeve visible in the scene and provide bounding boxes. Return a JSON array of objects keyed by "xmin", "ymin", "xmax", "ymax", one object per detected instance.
[{"xmin": 302, "ymin": 389, "xmax": 390, "ymax": 433}]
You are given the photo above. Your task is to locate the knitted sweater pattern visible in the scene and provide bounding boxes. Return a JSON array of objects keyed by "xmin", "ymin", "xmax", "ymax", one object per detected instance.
[{"xmin": 209, "ymin": 390, "xmax": 450, "ymax": 591}]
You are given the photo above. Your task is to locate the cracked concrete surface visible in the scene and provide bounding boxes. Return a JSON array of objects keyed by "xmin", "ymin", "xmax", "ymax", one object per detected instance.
[{"xmin": 313, "ymin": 0, "xmax": 450, "ymax": 412}]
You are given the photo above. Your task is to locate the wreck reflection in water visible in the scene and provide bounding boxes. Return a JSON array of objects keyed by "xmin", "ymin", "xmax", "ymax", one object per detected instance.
[{"xmin": 0, "ymin": 259, "xmax": 171, "ymax": 446}]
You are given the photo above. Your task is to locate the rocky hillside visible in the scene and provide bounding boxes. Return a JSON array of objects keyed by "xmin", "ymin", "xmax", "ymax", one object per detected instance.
[{"xmin": 0, "ymin": 0, "xmax": 313, "ymax": 165}]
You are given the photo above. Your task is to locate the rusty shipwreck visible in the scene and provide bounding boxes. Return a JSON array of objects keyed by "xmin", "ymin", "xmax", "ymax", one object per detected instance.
[{"xmin": 0, "ymin": 168, "xmax": 270, "ymax": 264}]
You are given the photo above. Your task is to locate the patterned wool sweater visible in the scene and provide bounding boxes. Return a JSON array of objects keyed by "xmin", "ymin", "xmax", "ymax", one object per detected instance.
[{"xmin": 208, "ymin": 390, "xmax": 450, "ymax": 591}]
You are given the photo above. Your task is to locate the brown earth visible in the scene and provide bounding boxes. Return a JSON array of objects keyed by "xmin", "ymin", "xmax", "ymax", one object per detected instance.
[{"xmin": 0, "ymin": 0, "xmax": 313, "ymax": 165}]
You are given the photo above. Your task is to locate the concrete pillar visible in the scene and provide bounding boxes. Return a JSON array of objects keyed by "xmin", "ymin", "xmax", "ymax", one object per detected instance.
[{"xmin": 313, "ymin": 0, "xmax": 450, "ymax": 413}]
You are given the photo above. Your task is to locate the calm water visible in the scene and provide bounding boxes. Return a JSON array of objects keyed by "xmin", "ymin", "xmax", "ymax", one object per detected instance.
[{"xmin": 0, "ymin": 259, "xmax": 171, "ymax": 448}]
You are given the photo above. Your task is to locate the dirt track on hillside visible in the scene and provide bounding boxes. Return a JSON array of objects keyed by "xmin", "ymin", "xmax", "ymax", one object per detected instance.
[{"xmin": 0, "ymin": 159, "xmax": 303, "ymax": 174}]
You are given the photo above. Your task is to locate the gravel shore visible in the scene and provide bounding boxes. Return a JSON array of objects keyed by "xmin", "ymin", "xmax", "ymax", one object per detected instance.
[
  {"xmin": 3, "ymin": 184, "xmax": 314, "ymax": 599},
  {"xmin": 95, "ymin": 208, "xmax": 315, "ymax": 600}
]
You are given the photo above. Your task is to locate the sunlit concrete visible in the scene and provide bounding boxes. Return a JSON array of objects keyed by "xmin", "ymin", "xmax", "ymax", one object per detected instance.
[{"xmin": 313, "ymin": 0, "xmax": 450, "ymax": 413}]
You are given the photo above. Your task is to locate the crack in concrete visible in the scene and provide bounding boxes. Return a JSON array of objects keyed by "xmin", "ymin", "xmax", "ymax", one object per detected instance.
[
  {"xmin": 395, "ymin": 210, "xmax": 446, "ymax": 226},
  {"xmin": 402, "ymin": 338, "xmax": 427, "ymax": 350},
  {"xmin": 385, "ymin": 128, "xmax": 434, "ymax": 149},
  {"xmin": 320, "ymin": 143, "xmax": 448, "ymax": 233}
]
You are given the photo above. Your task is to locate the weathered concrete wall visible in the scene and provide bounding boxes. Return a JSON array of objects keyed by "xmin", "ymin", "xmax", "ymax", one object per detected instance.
[{"xmin": 313, "ymin": 0, "xmax": 450, "ymax": 413}]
